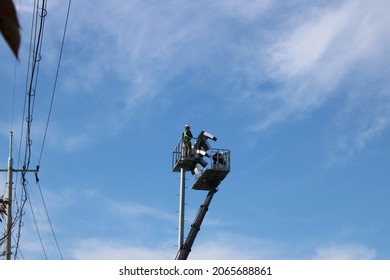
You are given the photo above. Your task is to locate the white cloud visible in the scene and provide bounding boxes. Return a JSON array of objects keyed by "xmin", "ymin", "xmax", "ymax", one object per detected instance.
[
  {"xmin": 327, "ymin": 76, "xmax": 390, "ymax": 162},
  {"xmin": 354, "ymin": 117, "xmax": 389, "ymax": 151},
  {"xmin": 68, "ymin": 232, "xmax": 284, "ymax": 260},
  {"xmin": 268, "ymin": 5, "xmax": 348, "ymax": 80},
  {"xmin": 54, "ymin": 0, "xmax": 278, "ymax": 133},
  {"xmin": 34, "ymin": 119, "xmax": 100, "ymax": 152},
  {"xmin": 268, "ymin": 0, "xmax": 390, "ymax": 83},
  {"xmin": 10, "ymin": 0, "xmax": 390, "ymax": 144},
  {"xmin": 234, "ymin": 0, "xmax": 390, "ymax": 165},
  {"xmin": 246, "ymin": 0, "xmax": 390, "ymax": 132},
  {"xmin": 331, "ymin": 115, "xmax": 390, "ymax": 162},
  {"xmin": 211, "ymin": 0, "xmax": 274, "ymax": 20},
  {"xmin": 70, "ymin": 238, "xmax": 176, "ymax": 260},
  {"xmin": 188, "ymin": 233, "xmax": 283, "ymax": 260},
  {"xmin": 191, "ymin": 229, "xmax": 291, "ymax": 260},
  {"xmin": 313, "ymin": 243, "xmax": 376, "ymax": 260},
  {"xmin": 106, "ymin": 200, "xmax": 176, "ymax": 223}
]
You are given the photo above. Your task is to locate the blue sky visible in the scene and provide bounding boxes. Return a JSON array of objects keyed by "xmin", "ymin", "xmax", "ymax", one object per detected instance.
[{"xmin": 1, "ymin": 0, "xmax": 390, "ymax": 260}]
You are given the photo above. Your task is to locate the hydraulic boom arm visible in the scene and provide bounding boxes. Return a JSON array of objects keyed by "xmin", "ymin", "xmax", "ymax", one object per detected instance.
[{"xmin": 175, "ymin": 188, "xmax": 217, "ymax": 260}]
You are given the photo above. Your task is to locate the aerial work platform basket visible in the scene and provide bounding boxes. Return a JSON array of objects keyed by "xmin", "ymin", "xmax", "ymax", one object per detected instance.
[
  {"xmin": 191, "ymin": 148, "xmax": 230, "ymax": 191},
  {"xmin": 171, "ymin": 136, "xmax": 230, "ymax": 191},
  {"xmin": 172, "ymin": 137, "xmax": 198, "ymax": 172}
]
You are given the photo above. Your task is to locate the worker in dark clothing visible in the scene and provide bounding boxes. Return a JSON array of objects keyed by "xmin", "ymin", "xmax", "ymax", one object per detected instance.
[
  {"xmin": 182, "ymin": 124, "xmax": 193, "ymax": 157},
  {"xmin": 212, "ymin": 152, "xmax": 226, "ymax": 166}
]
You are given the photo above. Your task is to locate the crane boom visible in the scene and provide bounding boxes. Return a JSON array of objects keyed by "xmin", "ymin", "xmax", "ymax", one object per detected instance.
[{"xmin": 175, "ymin": 188, "xmax": 217, "ymax": 260}]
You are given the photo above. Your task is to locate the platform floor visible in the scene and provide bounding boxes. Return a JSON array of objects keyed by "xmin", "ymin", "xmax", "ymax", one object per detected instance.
[
  {"xmin": 191, "ymin": 168, "xmax": 230, "ymax": 191},
  {"xmin": 172, "ymin": 157, "xmax": 198, "ymax": 172}
]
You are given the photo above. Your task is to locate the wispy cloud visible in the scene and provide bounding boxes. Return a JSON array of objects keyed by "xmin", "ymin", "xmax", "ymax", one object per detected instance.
[
  {"xmin": 330, "ymin": 114, "xmax": 390, "ymax": 163},
  {"xmin": 40, "ymin": 120, "xmax": 96, "ymax": 152},
  {"xmin": 70, "ymin": 238, "xmax": 176, "ymax": 260},
  {"xmin": 210, "ymin": 0, "xmax": 274, "ymax": 20},
  {"xmin": 67, "ymin": 232, "xmax": 283, "ymax": 260},
  {"xmin": 106, "ymin": 199, "xmax": 177, "ymax": 223},
  {"xmin": 51, "ymin": 0, "xmax": 277, "ymax": 133},
  {"xmin": 11, "ymin": 0, "xmax": 390, "ymax": 155},
  {"xmin": 247, "ymin": 0, "xmax": 390, "ymax": 132},
  {"xmin": 313, "ymin": 243, "xmax": 376, "ymax": 260},
  {"xmin": 189, "ymin": 232, "xmax": 284, "ymax": 260}
]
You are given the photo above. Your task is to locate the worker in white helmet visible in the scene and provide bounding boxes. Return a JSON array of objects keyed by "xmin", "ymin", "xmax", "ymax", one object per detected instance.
[{"xmin": 182, "ymin": 124, "xmax": 193, "ymax": 157}]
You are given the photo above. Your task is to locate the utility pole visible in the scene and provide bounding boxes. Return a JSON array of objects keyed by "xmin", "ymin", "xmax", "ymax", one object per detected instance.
[
  {"xmin": 1, "ymin": 131, "xmax": 39, "ymax": 260},
  {"xmin": 178, "ymin": 168, "xmax": 185, "ymax": 249},
  {"xmin": 4, "ymin": 131, "xmax": 14, "ymax": 260}
]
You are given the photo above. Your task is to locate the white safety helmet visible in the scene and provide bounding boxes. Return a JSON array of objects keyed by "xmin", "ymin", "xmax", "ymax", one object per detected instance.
[{"xmin": 185, "ymin": 124, "xmax": 191, "ymax": 129}]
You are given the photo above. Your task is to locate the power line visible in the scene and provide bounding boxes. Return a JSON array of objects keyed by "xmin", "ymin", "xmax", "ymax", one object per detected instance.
[
  {"xmin": 25, "ymin": 185, "xmax": 47, "ymax": 259},
  {"xmin": 17, "ymin": 0, "xmax": 71, "ymax": 260},
  {"xmin": 11, "ymin": 59, "xmax": 19, "ymax": 132},
  {"xmin": 33, "ymin": 0, "xmax": 72, "ymax": 260},
  {"xmin": 37, "ymin": 182, "xmax": 63, "ymax": 259},
  {"xmin": 12, "ymin": 182, "xmax": 27, "ymax": 260},
  {"xmin": 11, "ymin": 0, "xmax": 48, "ymax": 259},
  {"xmin": 3, "ymin": 0, "xmax": 71, "ymax": 260},
  {"xmin": 24, "ymin": 0, "xmax": 48, "ymax": 171},
  {"xmin": 9, "ymin": 0, "xmax": 51, "ymax": 260},
  {"xmin": 38, "ymin": 0, "xmax": 72, "ymax": 166}
]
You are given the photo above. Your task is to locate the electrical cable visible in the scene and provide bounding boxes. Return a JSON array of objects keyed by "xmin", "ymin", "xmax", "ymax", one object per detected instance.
[
  {"xmin": 11, "ymin": 59, "xmax": 18, "ymax": 132},
  {"xmin": 37, "ymin": 182, "xmax": 63, "ymax": 259},
  {"xmin": 25, "ymin": 186, "xmax": 47, "ymax": 259},
  {"xmin": 38, "ymin": 0, "xmax": 72, "ymax": 166},
  {"xmin": 4, "ymin": 0, "xmax": 71, "ymax": 260},
  {"xmin": 13, "ymin": 0, "xmax": 47, "ymax": 259},
  {"xmin": 11, "ymin": 233, "xmax": 25, "ymax": 259},
  {"xmin": 24, "ymin": 0, "xmax": 47, "ymax": 171},
  {"xmin": 34, "ymin": 0, "xmax": 72, "ymax": 258},
  {"xmin": 9, "ymin": 0, "xmax": 24, "ymax": 133},
  {"xmin": 12, "ymin": 182, "xmax": 28, "ymax": 260}
]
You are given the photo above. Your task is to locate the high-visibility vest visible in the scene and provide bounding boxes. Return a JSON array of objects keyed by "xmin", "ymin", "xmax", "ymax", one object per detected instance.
[{"xmin": 183, "ymin": 130, "xmax": 191, "ymax": 145}]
